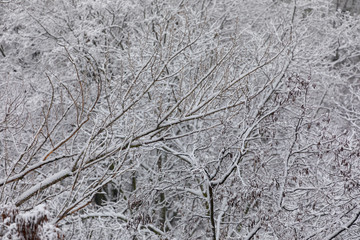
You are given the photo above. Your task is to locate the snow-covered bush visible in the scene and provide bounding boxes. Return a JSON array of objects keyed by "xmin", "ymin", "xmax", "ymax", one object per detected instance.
[{"xmin": 0, "ymin": 204, "xmax": 63, "ymax": 240}]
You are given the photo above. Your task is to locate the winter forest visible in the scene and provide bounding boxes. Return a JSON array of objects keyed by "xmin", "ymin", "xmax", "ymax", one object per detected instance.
[{"xmin": 1, "ymin": 0, "xmax": 360, "ymax": 239}]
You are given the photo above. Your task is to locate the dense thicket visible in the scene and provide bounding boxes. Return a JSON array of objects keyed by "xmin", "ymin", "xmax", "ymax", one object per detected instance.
[{"xmin": 1, "ymin": 0, "xmax": 360, "ymax": 239}]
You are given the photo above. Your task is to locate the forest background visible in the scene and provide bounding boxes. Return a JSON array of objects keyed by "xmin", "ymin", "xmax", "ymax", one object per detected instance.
[{"xmin": 1, "ymin": 0, "xmax": 360, "ymax": 239}]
